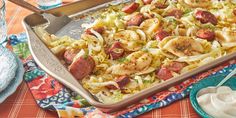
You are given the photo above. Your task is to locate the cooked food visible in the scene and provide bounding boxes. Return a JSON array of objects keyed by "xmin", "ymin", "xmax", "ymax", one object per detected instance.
[
  {"xmin": 35, "ymin": 0, "xmax": 236, "ymax": 103},
  {"xmin": 69, "ymin": 55, "xmax": 95, "ymax": 80},
  {"xmin": 122, "ymin": 2, "xmax": 139, "ymax": 14},
  {"xmin": 195, "ymin": 10, "xmax": 217, "ymax": 25},
  {"xmin": 196, "ymin": 29, "xmax": 215, "ymax": 41},
  {"xmin": 159, "ymin": 36, "xmax": 205, "ymax": 57}
]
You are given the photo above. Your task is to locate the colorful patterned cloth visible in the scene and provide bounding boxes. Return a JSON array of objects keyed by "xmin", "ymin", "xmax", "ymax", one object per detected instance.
[{"xmin": 8, "ymin": 32, "xmax": 236, "ymax": 118}]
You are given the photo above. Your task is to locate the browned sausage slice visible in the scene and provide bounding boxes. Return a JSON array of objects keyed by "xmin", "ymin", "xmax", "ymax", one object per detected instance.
[
  {"xmin": 108, "ymin": 42, "xmax": 125, "ymax": 60},
  {"xmin": 69, "ymin": 56, "xmax": 95, "ymax": 80},
  {"xmin": 85, "ymin": 27, "xmax": 104, "ymax": 35},
  {"xmin": 155, "ymin": 2, "xmax": 168, "ymax": 9},
  {"xmin": 156, "ymin": 67, "xmax": 173, "ymax": 81},
  {"xmin": 195, "ymin": 10, "xmax": 217, "ymax": 25},
  {"xmin": 196, "ymin": 29, "xmax": 215, "ymax": 41},
  {"xmin": 122, "ymin": 2, "xmax": 139, "ymax": 14},
  {"xmin": 116, "ymin": 76, "xmax": 131, "ymax": 89},
  {"xmin": 233, "ymin": 9, "xmax": 236, "ymax": 16},
  {"xmin": 164, "ymin": 61, "xmax": 187, "ymax": 73},
  {"xmin": 63, "ymin": 49, "xmax": 80, "ymax": 64},
  {"xmin": 106, "ymin": 76, "xmax": 131, "ymax": 90},
  {"xmin": 127, "ymin": 13, "xmax": 145, "ymax": 26},
  {"xmin": 166, "ymin": 9, "xmax": 183, "ymax": 19},
  {"xmin": 143, "ymin": 0, "xmax": 152, "ymax": 4},
  {"xmin": 155, "ymin": 29, "xmax": 170, "ymax": 41}
]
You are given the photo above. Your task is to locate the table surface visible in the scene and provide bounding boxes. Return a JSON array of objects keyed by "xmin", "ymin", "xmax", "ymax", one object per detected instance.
[{"xmin": 0, "ymin": 1, "xmax": 201, "ymax": 117}]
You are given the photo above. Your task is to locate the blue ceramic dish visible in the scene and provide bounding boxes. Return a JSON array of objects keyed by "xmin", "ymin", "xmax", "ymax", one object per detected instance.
[
  {"xmin": 190, "ymin": 74, "xmax": 236, "ymax": 118},
  {"xmin": 0, "ymin": 54, "xmax": 24, "ymax": 103}
]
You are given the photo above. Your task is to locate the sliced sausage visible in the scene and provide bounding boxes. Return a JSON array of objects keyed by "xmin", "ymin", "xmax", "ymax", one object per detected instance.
[
  {"xmin": 85, "ymin": 27, "xmax": 104, "ymax": 35},
  {"xmin": 156, "ymin": 68, "xmax": 173, "ymax": 81},
  {"xmin": 69, "ymin": 56, "xmax": 95, "ymax": 80},
  {"xmin": 143, "ymin": 0, "xmax": 152, "ymax": 4},
  {"xmin": 122, "ymin": 2, "xmax": 139, "ymax": 14},
  {"xmin": 166, "ymin": 9, "xmax": 183, "ymax": 19},
  {"xmin": 196, "ymin": 29, "xmax": 215, "ymax": 41},
  {"xmin": 233, "ymin": 9, "xmax": 236, "ymax": 16},
  {"xmin": 108, "ymin": 42, "xmax": 125, "ymax": 60},
  {"xmin": 104, "ymin": 46, "xmax": 110, "ymax": 55},
  {"xmin": 127, "ymin": 13, "xmax": 145, "ymax": 26},
  {"xmin": 106, "ymin": 76, "xmax": 131, "ymax": 90},
  {"xmin": 195, "ymin": 10, "xmax": 217, "ymax": 25},
  {"xmin": 155, "ymin": 29, "xmax": 170, "ymax": 41},
  {"xmin": 63, "ymin": 49, "xmax": 80, "ymax": 64},
  {"xmin": 163, "ymin": 61, "xmax": 187, "ymax": 73},
  {"xmin": 155, "ymin": 2, "xmax": 168, "ymax": 9},
  {"xmin": 116, "ymin": 76, "xmax": 131, "ymax": 88}
]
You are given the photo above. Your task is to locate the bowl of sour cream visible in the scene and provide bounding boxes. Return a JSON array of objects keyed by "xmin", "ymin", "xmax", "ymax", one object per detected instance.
[{"xmin": 190, "ymin": 75, "xmax": 236, "ymax": 118}]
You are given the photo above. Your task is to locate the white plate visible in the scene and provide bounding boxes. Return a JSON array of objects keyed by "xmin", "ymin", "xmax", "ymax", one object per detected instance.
[{"xmin": 0, "ymin": 54, "xmax": 24, "ymax": 103}]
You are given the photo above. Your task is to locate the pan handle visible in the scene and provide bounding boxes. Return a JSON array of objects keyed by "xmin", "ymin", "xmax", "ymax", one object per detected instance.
[{"xmin": 8, "ymin": 0, "xmax": 43, "ymax": 14}]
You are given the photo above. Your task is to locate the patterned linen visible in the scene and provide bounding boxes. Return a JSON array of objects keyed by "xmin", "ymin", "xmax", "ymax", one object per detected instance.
[{"xmin": 8, "ymin": 32, "xmax": 236, "ymax": 118}]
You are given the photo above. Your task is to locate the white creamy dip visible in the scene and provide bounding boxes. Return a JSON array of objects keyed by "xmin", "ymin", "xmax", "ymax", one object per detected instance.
[{"xmin": 197, "ymin": 86, "xmax": 236, "ymax": 118}]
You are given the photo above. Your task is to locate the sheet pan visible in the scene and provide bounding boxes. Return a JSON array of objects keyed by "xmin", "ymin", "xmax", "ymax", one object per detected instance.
[{"xmin": 23, "ymin": 0, "xmax": 236, "ymax": 113}]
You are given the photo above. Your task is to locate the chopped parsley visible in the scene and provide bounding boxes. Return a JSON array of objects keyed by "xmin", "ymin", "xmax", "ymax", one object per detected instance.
[
  {"xmin": 117, "ymin": 57, "xmax": 130, "ymax": 63},
  {"xmin": 82, "ymin": 53, "xmax": 89, "ymax": 59}
]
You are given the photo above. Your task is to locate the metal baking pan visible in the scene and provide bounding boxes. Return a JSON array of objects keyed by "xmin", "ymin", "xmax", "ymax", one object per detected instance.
[{"xmin": 23, "ymin": 0, "xmax": 236, "ymax": 113}]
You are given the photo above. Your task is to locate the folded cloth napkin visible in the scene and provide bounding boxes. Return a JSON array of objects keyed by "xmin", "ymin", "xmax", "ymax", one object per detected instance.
[
  {"xmin": 9, "ymin": 33, "xmax": 236, "ymax": 118},
  {"xmin": 0, "ymin": 45, "xmax": 18, "ymax": 93}
]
